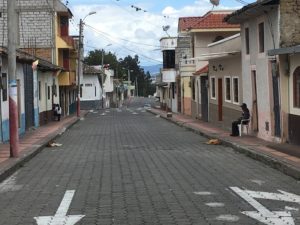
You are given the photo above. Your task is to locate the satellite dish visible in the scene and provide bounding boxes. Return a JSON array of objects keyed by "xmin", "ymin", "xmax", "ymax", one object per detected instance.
[
  {"xmin": 210, "ymin": 0, "xmax": 220, "ymax": 6},
  {"xmin": 162, "ymin": 25, "xmax": 171, "ymax": 37},
  {"xmin": 163, "ymin": 25, "xmax": 170, "ymax": 32}
]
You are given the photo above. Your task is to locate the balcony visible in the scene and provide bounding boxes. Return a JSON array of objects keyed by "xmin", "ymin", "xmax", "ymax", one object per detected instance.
[{"xmin": 179, "ymin": 59, "xmax": 196, "ymax": 77}]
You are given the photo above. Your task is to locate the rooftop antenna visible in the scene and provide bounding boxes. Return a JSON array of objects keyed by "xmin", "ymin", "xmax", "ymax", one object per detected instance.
[{"xmin": 162, "ymin": 25, "xmax": 170, "ymax": 37}]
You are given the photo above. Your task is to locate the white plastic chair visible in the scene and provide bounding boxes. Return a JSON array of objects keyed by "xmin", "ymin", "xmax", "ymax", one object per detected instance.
[{"xmin": 238, "ymin": 118, "xmax": 250, "ymax": 136}]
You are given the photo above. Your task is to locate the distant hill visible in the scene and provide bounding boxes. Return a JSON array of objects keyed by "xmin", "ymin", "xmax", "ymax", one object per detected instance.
[{"xmin": 142, "ymin": 64, "xmax": 162, "ymax": 76}]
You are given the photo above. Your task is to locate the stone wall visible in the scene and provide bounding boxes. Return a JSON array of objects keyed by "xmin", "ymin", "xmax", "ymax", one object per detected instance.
[{"xmin": 280, "ymin": 0, "xmax": 300, "ymax": 47}]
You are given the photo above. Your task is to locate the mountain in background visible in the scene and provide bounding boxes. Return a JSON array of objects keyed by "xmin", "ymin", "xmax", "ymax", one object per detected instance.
[{"xmin": 142, "ymin": 64, "xmax": 162, "ymax": 77}]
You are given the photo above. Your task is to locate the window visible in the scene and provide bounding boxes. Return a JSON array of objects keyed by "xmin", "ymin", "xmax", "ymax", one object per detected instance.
[
  {"xmin": 245, "ymin": 27, "xmax": 250, "ymax": 54},
  {"xmin": 38, "ymin": 81, "xmax": 41, "ymax": 100},
  {"xmin": 210, "ymin": 77, "xmax": 216, "ymax": 99},
  {"xmin": 225, "ymin": 77, "xmax": 231, "ymax": 102},
  {"xmin": 294, "ymin": 67, "xmax": 300, "ymax": 108},
  {"xmin": 80, "ymin": 86, "xmax": 82, "ymax": 98},
  {"xmin": 233, "ymin": 77, "xmax": 239, "ymax": 104},
  {"xmin": 258, "ymin": 22, "xmax": 264, "ymax": 53},
  {"xmin": 163, "ymin": 50, "xmax": 175, "ymax": 68},
  {"xmin": 95, "ymin": 86, "xmax": 97, "ymax": 97},
  {"xmin": 2, "ymin": 73, "xmax": 7, "ymax": 101},
  {"xmin": 48, "ymin": 86, "xmax": 50, "ymax": 100},
  {"xmin": 85, "ymin": 83, "xmax": 92, "ymax": 87}
]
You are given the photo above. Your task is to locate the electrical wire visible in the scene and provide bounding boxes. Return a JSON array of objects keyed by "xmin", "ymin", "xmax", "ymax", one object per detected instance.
[
  {"xmin": 85, "ymin": 24, "xmax": 160, "ymax": 48},
  {"xmin": 83, "ymin": 30, "xmax": 162, "ymax": 65}
]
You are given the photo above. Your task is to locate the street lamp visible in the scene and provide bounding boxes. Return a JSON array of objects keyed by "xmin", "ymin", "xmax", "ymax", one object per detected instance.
[
  {"xmin": 77, "ymin": 11, "xmax": 96, "ymax": 117},
  {"xmin": 101, "ymin": 43, "xmax": 112, "ymax": 109}
]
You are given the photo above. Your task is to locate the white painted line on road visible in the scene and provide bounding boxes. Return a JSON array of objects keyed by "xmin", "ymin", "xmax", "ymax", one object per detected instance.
[
  {"xmin": 34, "ymin": 190, "xmax": 85, "ymax": 225},
  {"xmin": 216, "ymin": 214, "xmax": 239, "ymax": 222},
  {"xmin": 250, "ymin": 179, "xmax": 265, "ymax": 186},
  {"xmin": 205, "ymin": 202, "xmax": 225, "ymax": 207},
  {"xmin": 194, "ymin": 191, "xmax": 214, "ymax": 195},
  {"xmin": 230, "ymin": 186, "xmax": 297, "ymax": 225},
  {"xmin": 132, "ymin": 112, "xmax": 138, "ymax": 115}
]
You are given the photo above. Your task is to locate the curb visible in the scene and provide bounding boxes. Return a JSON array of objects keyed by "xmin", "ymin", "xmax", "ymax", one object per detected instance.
[
  {"xmin": 148, "ymin": 109, "xmax": 300, "ymax": 180},
  {"xmin": 0, "ymin": 116, "xmax": 83, "ymax": 183}
]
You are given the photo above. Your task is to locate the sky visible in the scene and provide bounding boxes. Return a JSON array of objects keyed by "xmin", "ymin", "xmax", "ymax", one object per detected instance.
[{"xmin": 65, "ymin": 0, "xmax": 256, "ymax": 66}]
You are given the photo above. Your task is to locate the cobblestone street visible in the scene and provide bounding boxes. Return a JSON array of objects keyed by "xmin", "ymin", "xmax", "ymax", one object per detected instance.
[{"xmin": 0, "ymin": 103, "xmax": 299, "ymax": 225}]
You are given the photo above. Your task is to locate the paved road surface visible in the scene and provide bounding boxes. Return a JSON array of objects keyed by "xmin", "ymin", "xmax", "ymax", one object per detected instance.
[{"xmin": 0, "ymin": 98, "xmax": 299, "ymax": 225}]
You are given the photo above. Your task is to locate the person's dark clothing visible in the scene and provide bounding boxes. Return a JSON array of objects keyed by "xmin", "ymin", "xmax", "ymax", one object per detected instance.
[{"xmin": 231, "ymin": 104, "xmax": 250, "ymax": 136}]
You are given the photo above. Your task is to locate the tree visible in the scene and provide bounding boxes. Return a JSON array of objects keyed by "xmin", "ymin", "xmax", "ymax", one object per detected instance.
[{"xmin": 84, "ymin": 51, "xmax": 155, "ymax": 97}]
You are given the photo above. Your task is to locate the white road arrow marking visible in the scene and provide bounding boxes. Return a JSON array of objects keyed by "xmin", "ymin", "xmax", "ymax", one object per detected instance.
[
  {"xmin": 34, "ymin": 190, "xmax": 84, "ymax": 225},
  {"xmin": 244, "ymin": 189, "xmax": 300, "ymax": 203},
  {"xmin": 230, "ymin": 187, "xmax": 296, "ymax": 225}
]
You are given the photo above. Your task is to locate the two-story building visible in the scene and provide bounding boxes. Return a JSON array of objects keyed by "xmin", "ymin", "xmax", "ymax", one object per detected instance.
[
  {"xmin": 225, "ymin": 0, "xmax": 300, "ymax": 143},
  {"xmin": 0, "ymin": 0, "xmax": 78, "ymax": 118},
  {"xmin": 178, "ymin": 11, "xmax": 240, "ymax": 117}
]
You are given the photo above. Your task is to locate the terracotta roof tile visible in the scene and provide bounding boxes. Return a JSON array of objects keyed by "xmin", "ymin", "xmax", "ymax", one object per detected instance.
[{"xmin": 178, "ymin": 11, "xmax": 239, "ymax": 32}]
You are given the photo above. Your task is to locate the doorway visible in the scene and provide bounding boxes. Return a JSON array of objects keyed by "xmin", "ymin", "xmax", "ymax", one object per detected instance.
[{"xmin": 200, "ymin": 76, "xmax": 208, "ymax": 122}]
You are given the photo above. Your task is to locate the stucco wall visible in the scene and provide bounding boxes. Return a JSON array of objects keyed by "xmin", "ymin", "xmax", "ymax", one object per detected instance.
[
  {"xmin": 240, "ymin": 8, "xmax": 280, "ymax": 141},
  {"xmin": 38, "ymin": 71, "xmax": 60, "ymax": 113},
  {"xmin": 82, "ymin": 75, "xmax": 101, "ymax": 101},
  {"xmin": 0, "ymin": 58, "xmax": 26, "ymax": 142}
]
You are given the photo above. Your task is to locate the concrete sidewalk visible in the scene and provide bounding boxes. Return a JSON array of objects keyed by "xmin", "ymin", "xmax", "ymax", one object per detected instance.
[
  {"xmin": 149, "ymin": 108, "xmax": 300, "ymax": 180},
  {"xmin": 0, "ymin": 111, "xmax": 88, "ymax": 182}
]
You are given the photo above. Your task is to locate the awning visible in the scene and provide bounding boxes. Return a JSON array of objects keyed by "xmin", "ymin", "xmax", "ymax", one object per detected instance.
[
  {"xmin": 193, "ymin": 64, "xmax": 208, "ymax": 76},
  {"xmin": 268, "ymin": 45, "xmax": 300, "ymax": 56},
  {"xmin": 182, "ymin": 51, "xmax": 240, "ymax": 63}
]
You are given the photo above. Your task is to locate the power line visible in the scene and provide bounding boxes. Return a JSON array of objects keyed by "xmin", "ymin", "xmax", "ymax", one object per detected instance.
[
  {"xmin": 85, "ymin": 24, "xmax": 160, "ymax": 48},
  {"xmin": 83, "ymin": 28, "xmax": 162, "ymax": 64}
]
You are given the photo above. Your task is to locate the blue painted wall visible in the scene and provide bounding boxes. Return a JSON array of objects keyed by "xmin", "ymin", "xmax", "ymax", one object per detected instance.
[{"xmin": 1, "ymin": 113, "xmax": 26, "ymax": 143}]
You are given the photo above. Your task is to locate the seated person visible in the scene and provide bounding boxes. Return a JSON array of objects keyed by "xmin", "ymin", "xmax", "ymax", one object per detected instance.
[{"xmin": 230, "ymin": 103, "xmax": 250, "ymax": 136}]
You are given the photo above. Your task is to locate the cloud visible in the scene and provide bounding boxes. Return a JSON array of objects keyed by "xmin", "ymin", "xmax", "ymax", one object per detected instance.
[{"xmin": 68, "ymin": 0, "xmax": 228, "ymax": 66}]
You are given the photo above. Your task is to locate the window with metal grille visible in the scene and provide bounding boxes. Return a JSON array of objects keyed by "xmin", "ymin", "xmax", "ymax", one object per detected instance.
[
  {"xmin": 210, "ymin": 77, "xmax": 216, "ymax": 99},
  {"xmin": 233, "ymin": 77, "xmax": 239, "ymax": 103},
  {"xmin": 163, "ymin": 50, "xmax": 175, "ymax": 68},
  {"xmin": 225, "ymin": 77, "xmax": 231, "ymax": 101}
]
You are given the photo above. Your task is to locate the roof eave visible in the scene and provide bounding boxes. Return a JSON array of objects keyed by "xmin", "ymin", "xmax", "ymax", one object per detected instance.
[{"xmin": 224, "ymin": 0, "xmax": 279, "ymax": 24}]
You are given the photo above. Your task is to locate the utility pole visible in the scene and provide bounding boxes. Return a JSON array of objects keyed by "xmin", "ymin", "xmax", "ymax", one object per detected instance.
[
  {"xmin": 101, "ymin": 49, "xmax": 104, "ymax": 109},
  {"xmin": 135, "ymin": 77, "xmax": 138, "ymax": 97},
  {"xmin": 77, "ymin": 19, "xmax": 83, "ymax": 117},
  {"xmin": 101, "ymin": 44, "xmax": 111, "ymax": 109},
  {"xmin": 8, "ymin": 0, "xmax": 19, "ymax": 157}
]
